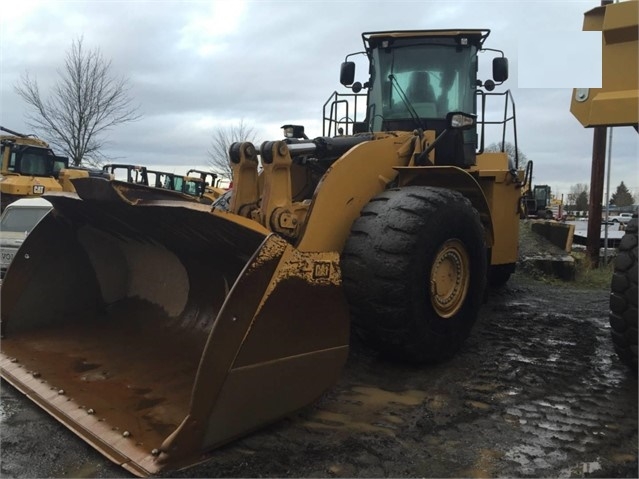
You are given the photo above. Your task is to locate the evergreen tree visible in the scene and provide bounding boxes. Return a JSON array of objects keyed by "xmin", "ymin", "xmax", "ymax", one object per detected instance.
[
  {"xmin": 609, "ymin": 181, "xmax": 634, "ymax": 207},
  {"xmin": 576, "ymin": 190, "xmax": 589, "ymax": 211}
]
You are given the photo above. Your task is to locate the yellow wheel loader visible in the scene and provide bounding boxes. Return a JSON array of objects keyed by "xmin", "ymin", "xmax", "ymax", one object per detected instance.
[
  {"xmin": 0, "ymin": 30, "xmax": 523, "ymax": 476},
  {"xmin": 0, "ymin": 126, "xmax": 111, "ymax": 211}
]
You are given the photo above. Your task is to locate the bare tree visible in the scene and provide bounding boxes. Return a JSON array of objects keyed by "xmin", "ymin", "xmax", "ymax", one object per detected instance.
[
  {"xmin": 15, "ymin": 37, "xmax": 141, "ymax": 166},
  {"xmin": 567, "ymin": 183, "xmax": 589, "ymax": 203},
  {"xmin": 566, "ymin": 183, "xmax": 589, "ymax": 212},
  {"xmin": 208, "ymin": 120, "xmax": 259, "ymax": 180},
  {"xmin": 484, "ymin": 141, "xmax": 527, "ymax": 166}
]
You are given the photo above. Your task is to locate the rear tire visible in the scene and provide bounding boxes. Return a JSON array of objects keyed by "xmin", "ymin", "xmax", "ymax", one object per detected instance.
[
  {"xmin": 609, "ymin": 217, "xmax": 638, "ymax": 372},
  {"xmin": 341, "ymin": 186, "xmax": 487, "ymax": 363}
]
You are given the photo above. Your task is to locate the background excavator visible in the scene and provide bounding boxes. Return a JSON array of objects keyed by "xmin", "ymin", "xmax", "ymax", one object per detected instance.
[
  {"xmin": 1, "ymin": 29, "xmax": 523, "ymax": 476},
  {"xmin": 570, "ymin": 0, "xmax": 638, "ymax": 372},
  {"xmin": 0, "ymin": 126, "xmax": 111, "ymax": 211},
  {"xmin": 521, "ymin": 159, "xmax": 555, "ymax": 219}
]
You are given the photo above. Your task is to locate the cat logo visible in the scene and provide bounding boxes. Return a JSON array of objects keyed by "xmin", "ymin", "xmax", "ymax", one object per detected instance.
[
  {"xmin": 33, "ymin": 184, "xmax": 45, "ymax": 194},
  {"xmin": 313, "ymin": 261, "xmax": 331, "ymax": 279}
]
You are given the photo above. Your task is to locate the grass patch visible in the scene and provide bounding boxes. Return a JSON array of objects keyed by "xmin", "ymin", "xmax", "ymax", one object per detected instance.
[
  {"xmin": 570, "ymin": 251, "xmax": 614, "ymax": 289},
  {"xmin": 516, "ymin": 251, "xmax": 615, "ymax": 290}
]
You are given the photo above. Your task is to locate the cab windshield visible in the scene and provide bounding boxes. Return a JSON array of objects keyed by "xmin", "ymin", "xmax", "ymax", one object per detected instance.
[
  {"xmin": 183, "ymin": 180, "xmax": 203, "ymax": 196},
  {"xmin": 19, "ymin": 151, "xmax": 52, "ymax": 176},
  {"xmin": 3, "ymin": 146, "xmax": 68, "ymax": 177},
  {"xmin": 367, "ymin": 37, "xmax": 478, "ymax": 131}
]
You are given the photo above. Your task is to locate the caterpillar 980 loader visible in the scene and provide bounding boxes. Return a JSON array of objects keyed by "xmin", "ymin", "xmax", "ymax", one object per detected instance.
[
  {"xmin": 0, "ymin": 126, "xmax": 111, "ymax": 211},
  {"xmin": 0, "ymin": 29, "xmax": 523, "ymax": 476}
]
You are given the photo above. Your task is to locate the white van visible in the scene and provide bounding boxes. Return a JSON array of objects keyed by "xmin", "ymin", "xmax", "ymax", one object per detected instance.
[{"xmin": 0, "ymin": 198, "xmax": 53, "ymax": 278}]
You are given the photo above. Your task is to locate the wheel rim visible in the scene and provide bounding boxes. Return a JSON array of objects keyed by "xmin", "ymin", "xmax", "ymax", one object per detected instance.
[{"xmin": 429, "ymin": 239, "xmax": 470, "ymax": 318}]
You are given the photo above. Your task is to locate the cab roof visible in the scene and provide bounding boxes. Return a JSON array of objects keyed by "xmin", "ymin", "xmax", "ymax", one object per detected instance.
[{"xmin": 362, "ymin": 29, "xmax": 490, "ymax": 52}]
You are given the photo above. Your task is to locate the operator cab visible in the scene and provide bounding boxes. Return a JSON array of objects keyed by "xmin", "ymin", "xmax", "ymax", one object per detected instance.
[
  {"xmin": 1, "ymin": 143, "xmax": 69, "ymax": 177},
  {"xmin": 338, "ymin": 30, "xmax": 509, "ymax": 168}
]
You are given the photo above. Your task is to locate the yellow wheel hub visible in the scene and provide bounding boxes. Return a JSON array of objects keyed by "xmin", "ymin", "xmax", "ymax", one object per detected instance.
[{"xmin": 429, "ymin": 239, "xmax": 470, "ymax": 318}]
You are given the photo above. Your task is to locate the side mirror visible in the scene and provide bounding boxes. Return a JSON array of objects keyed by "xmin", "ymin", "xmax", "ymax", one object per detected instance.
[
  {"xmin": 493, "ymin": 57, "xmax": 509, "ymax": 83},
  {"xmin": 340, "ymin": 61, "xmax": 355, "ymax": 86}
]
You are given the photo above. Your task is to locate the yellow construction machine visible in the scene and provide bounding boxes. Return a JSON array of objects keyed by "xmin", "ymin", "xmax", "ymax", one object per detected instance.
[
  {"xmin": 0, "ymin": 126, "xmax": 111, "ymax": 211},
  {"xmin": 187, "ymin": 168, "xmax": 228, "ymax": 201},
  {"xmin": 0, "ymin": 29, "xmax": 523, "ymax": 476},
  {"xmin": 101, "ymin": 163, "xmax": 219, "ymax": 204},
  {"xmin": 97, "ymin": 164, "xmax": 227, "ymax": 205},
  {"xmin": 570, "ymin": 0, "xmax": 638, "ymax": 371}
]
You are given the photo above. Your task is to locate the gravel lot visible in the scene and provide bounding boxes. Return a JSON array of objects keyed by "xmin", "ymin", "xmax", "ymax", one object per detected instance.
[{"xmin": 1, "ymin": 269, "xmax": 637, "ymax": 478}]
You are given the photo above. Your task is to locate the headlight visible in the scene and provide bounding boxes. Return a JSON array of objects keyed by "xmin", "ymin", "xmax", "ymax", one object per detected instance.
[
  {"xmin": 447, "ymin": 112, "xmax": 476, "ymax": 130},
  {"xmin": 281, "ymin": 124, "xmax": 306, "ymax": 139}
]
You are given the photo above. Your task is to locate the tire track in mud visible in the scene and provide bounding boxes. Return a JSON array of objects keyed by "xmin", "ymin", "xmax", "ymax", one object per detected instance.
[
  {"xmin": 266, "ymin": 284, "xmax": 638, "ymax": 479},
  {"xmin": 196, "ymin": 283, "xmax": 636, "ymax": 478},
  {"xmin": 167, "ymin": 280, "xmax": 637, "ymax": 478},
  {"xmin": 424, "ymin": 286, "xmax": 638, "ymax": 478}
]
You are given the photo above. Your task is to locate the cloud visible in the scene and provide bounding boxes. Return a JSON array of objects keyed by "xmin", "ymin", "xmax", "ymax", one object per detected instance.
[
  {"xmin": 178, "ymin": 1, "xmax": 248, "ymax": 57},
  {"xmin": 1, "ymin": 0, "xmax": 636, "ymax": 198}
]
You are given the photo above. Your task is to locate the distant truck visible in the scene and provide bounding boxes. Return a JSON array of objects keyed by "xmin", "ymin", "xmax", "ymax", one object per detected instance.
[{"xmin": 607, "ymin": 212, "xmax": 634, "ymax": 224}]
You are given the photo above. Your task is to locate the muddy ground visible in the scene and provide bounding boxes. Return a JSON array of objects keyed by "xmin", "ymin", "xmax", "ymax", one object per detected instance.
[{"xmin": 1, "ymin": 271, "xmax": 637, "ymax": 478}]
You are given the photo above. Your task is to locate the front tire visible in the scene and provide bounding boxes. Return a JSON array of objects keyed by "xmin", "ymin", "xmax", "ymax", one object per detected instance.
[
  {"xmin": 341, "ymin": 186, "xmax": 487, "ymax": 363},
  {"xmin": 609, "ymin": 217, "xmax": 638, "ymax": 372}
]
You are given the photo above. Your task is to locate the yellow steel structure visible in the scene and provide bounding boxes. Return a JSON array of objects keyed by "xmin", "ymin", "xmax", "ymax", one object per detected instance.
[
  {"xmin": 569, "ymin": 0, "xmax": 638, "ymax": 372},
  {"xmin": 570, "ymin": 0, "xmax": 639, "ymax": 128}
]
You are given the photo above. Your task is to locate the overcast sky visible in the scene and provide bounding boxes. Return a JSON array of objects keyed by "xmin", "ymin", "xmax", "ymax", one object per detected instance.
[{"xmin": 1, "ymin": 0, "xmax": 637, "ymax": 200}]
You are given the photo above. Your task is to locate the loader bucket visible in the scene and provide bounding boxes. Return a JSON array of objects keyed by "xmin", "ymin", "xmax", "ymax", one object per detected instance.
[{"xmin": 0, "ymin": 179, "xmax": 349, "ymax": 476}]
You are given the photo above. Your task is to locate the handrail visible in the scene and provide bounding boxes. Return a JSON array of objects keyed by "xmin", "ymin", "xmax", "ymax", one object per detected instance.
[
  {"xmin": 476, "ymin": 89, "xmax": 519, "ymax": 168},
  {"xmin": 323, "ymin": 91, "xmax": 367, "ymax": 137}
]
